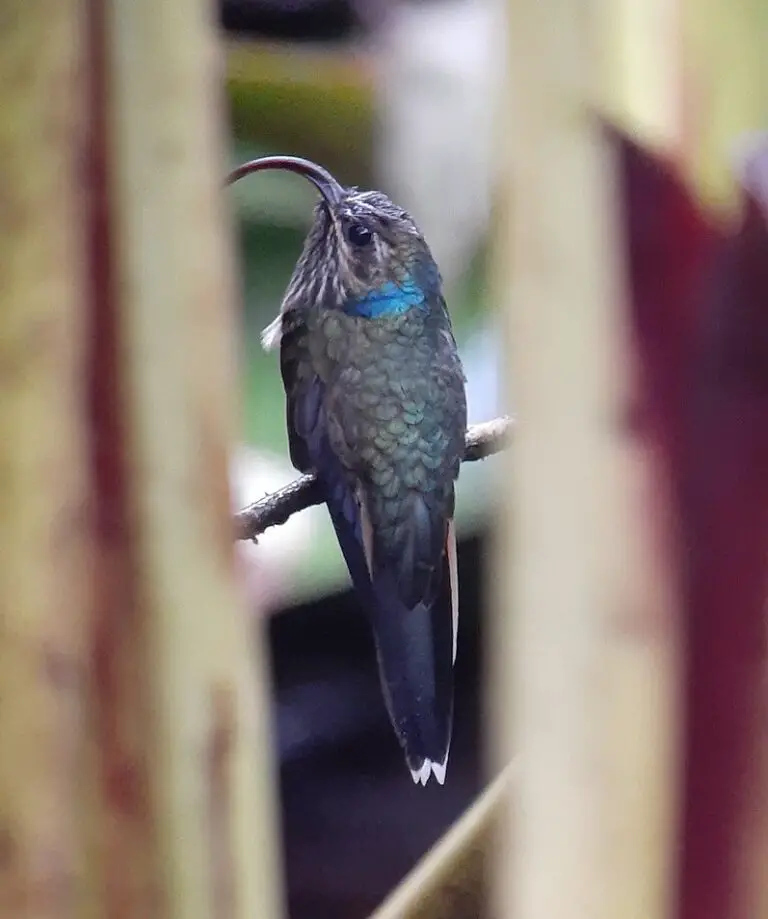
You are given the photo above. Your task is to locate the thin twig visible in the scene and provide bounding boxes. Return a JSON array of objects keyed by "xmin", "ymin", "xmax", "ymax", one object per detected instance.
[{"xmin": 234, "ymin": 415, "xmax": 514, "ymax": 542}]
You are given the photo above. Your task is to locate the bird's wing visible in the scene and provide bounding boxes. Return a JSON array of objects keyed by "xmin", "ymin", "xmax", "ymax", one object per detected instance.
[{"xmin": 279, "ymin": 313, "xmax": 376, "ymax": 607}]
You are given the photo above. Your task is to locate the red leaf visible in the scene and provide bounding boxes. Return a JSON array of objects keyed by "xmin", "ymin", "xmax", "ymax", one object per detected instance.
[{"xmin": 615, "ymin": 129, "xmax": 768, "ymax": 919}]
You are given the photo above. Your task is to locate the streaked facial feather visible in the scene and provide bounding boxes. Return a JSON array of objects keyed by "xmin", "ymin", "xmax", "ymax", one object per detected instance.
[{"xmin": 261, "ymin": 188, "xmax": 439, "ymax": 350}]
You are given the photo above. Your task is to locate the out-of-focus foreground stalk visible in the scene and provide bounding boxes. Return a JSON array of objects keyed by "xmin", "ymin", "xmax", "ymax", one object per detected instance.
[
  {"xmin": 0, "ymin": 2, "xmax": 285, "ymax": 918},
  {"xmin": 90, "ymin": 1, "xmax": 284, "ymax": 917},
  {"xmin": 681, "ymin": 0, "xmax": 768, "ymax": 210},
  {"xmin": 0, "ymin": 3, "xmax": 91, "ymax": 917},
  {"xmin": 490, "ymin": 1, "xmax": 681, "ymax": 918}
]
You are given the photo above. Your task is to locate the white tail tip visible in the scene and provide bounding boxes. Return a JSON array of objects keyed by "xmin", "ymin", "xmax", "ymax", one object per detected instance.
[{"xmin": 409, "ymin": 757, "xmax": 448, "ymax": 787}]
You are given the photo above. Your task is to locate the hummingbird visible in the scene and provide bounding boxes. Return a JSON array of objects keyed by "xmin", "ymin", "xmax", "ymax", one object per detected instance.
[{"xmin": 228, "ymin": 156, "xmax": 467, "ymax": 785}]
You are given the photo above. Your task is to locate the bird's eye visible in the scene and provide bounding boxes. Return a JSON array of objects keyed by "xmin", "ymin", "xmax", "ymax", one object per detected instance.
[{"xmin": 345, "ymin": 222, "xmax": 373, "ymax": 247}]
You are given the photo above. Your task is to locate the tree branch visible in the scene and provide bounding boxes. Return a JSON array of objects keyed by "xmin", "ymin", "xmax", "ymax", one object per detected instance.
[{"xmin": 234, "ymin": 415, "xmax": 514, "ymax": 541}]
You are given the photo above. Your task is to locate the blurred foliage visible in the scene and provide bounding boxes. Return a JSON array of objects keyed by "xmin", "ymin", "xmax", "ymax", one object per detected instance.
[{"xmin": 227, "ymin": 39, "xmax": 374, "ymax": 183}]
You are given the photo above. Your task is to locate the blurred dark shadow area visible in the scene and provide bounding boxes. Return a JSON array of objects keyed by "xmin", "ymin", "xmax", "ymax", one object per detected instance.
[{"xmin": 220, "ymin": 0, "xmax": 367, "ymax": 41}]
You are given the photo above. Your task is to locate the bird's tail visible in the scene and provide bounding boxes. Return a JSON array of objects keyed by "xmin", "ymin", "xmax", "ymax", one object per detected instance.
[
  {"xmin": 324, "ymin": 473, "xmax": 458, "ymax": 786},
  {"xmin": 367, "ymin": 522, "xmax": 458, "ymax": 786}
]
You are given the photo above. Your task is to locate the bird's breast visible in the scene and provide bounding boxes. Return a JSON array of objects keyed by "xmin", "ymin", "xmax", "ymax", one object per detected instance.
[{"xmin": 307, "ymin": 308, "xmax": 465, "ymax": 511}]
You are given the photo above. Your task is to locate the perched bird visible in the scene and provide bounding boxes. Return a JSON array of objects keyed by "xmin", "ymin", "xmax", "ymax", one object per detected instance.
[{"xmin": 228, "ymin": 156, "xmax": 467, "ymax": 785}]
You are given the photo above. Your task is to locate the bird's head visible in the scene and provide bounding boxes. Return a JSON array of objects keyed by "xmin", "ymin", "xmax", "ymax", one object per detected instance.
[{"xmin": 227, "ymin": 156, "xmax": 441, "ymax": 329}]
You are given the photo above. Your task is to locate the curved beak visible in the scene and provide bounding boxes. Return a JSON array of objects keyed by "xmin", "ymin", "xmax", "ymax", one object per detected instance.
[{"xmin": 225, "ymin": 155, "xmax": 345, "ymax": 207}]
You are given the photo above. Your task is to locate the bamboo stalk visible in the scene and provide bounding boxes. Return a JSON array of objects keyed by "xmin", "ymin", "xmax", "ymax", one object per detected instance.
[
  {"xmin": 0, "ymin": 3, "xmax": 90, "ymax": 917},
  {"xmin": 91, "ymin": 1, "xmax": 284, "ymax": 917},
  {"xmin": 599, "ymin": 0, "xmax": 684, "ymax": 154},
  {"xmin": 369, "ymin": 765, "xmax": 514, "ymax": 919},
  {"xmin": 681, "ymin": 0, "xmax": 768, "ymax": 210},
  {"xmin": 490, "ymin": 1, "xmax": 681, "ymax": 918}
]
